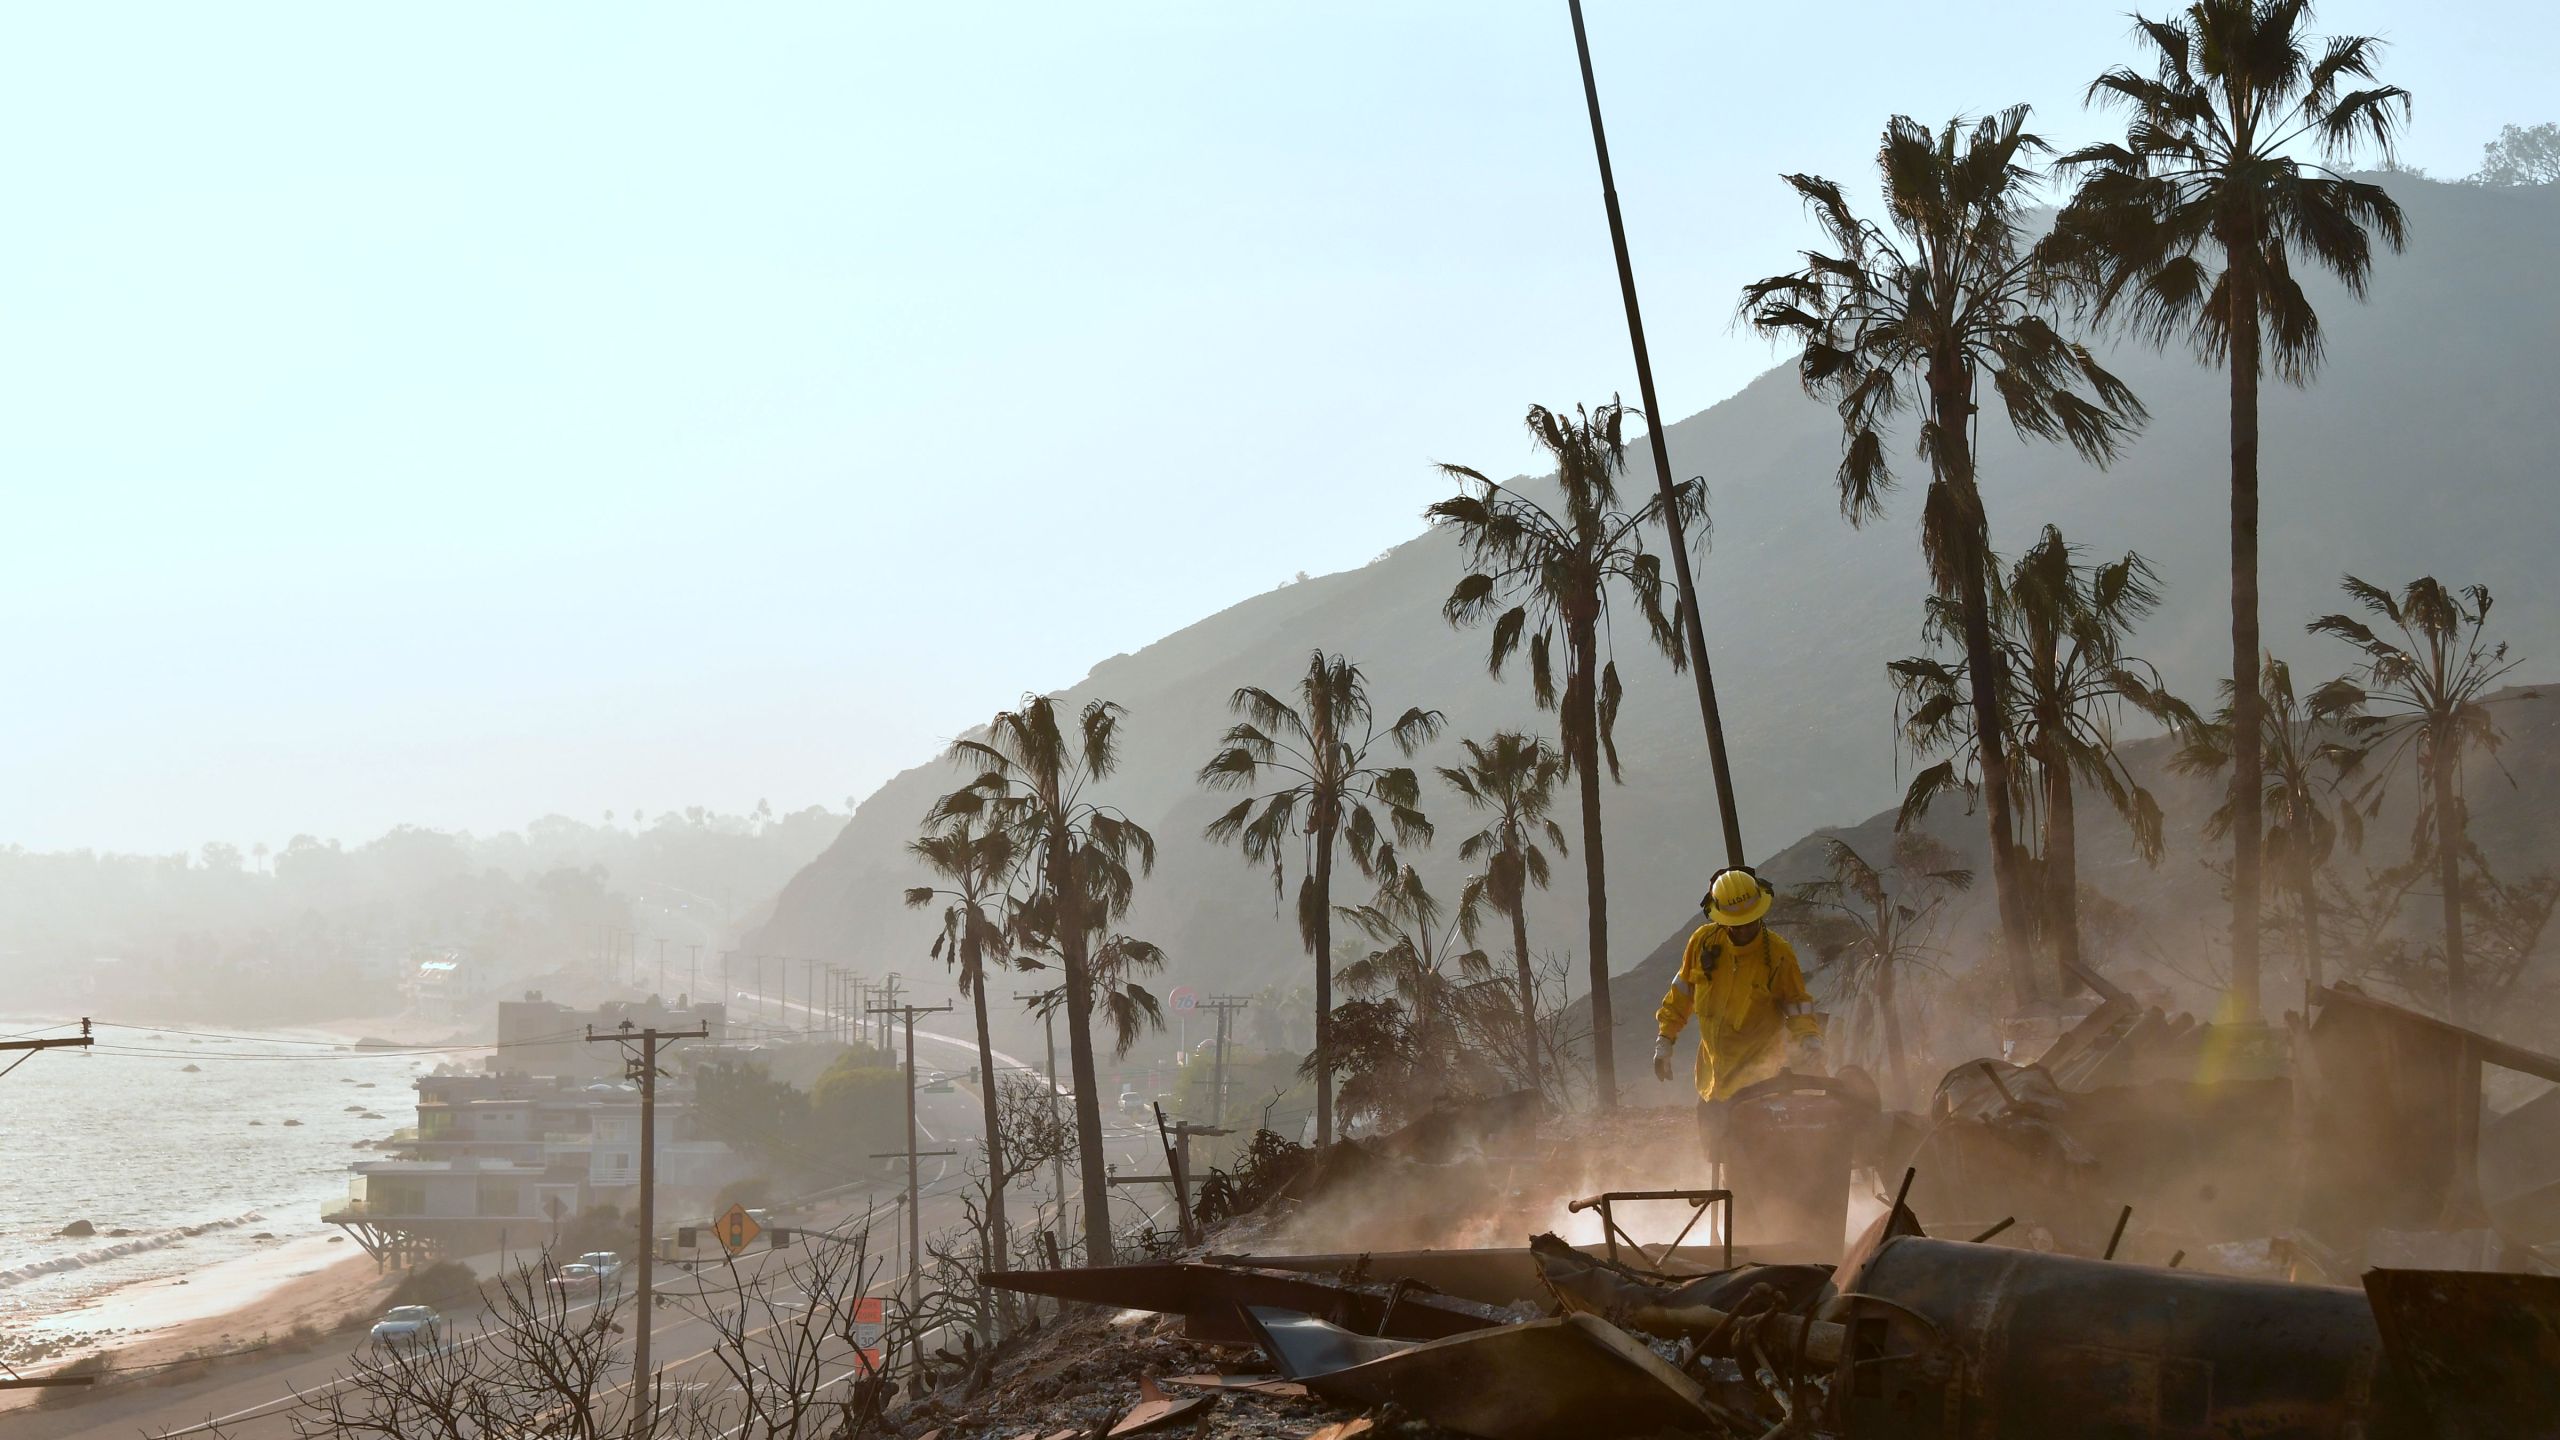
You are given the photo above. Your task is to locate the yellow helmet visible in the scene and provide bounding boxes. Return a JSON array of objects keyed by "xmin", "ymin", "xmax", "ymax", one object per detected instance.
[{"xmin": 1704, "ymin": 868, "xmax": 1772, "ymax": 928}]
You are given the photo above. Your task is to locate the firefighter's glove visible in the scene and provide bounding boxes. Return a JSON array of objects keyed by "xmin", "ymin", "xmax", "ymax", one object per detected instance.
[{"xmin": 1651, "ymin": 1036, "xmax": 1676, "ymax": 1084}]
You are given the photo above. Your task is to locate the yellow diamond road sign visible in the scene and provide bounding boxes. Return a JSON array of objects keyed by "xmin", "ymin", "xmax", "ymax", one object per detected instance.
[{"xmin": 714, "ymin": 1203, "xmax": 762, "ymax": 1256}]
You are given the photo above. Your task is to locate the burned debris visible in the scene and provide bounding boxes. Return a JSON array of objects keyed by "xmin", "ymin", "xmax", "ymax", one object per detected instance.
[{"xmin": 914, "ymin": 978, "xmax": 2560, "ymax": 1440}]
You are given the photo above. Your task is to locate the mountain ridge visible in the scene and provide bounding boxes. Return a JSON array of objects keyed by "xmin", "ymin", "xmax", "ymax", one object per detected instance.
[{"xmin": 747, "ymin": 175, "xmax": 2560, "ymax": 1059}]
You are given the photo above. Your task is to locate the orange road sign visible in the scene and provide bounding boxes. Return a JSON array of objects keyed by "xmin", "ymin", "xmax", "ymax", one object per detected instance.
[
  {"xmin": 713, "ymin": 1203, "xmax": 762, "ymax": 1256},
  {"xmin": 850, "ymin": 1295, "xmax": 886, "ymax": 1369}
]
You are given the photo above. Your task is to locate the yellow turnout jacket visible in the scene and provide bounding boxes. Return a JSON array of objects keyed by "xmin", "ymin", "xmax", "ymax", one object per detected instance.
[{"xmin": 1656, "ymin": 924, "xmax": 1820, "ymax": 1102}]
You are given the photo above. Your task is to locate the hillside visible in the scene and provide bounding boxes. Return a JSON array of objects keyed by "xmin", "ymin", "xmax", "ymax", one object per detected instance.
[{"xmin": 747, "ymin": 175, "xmax": 2560, "ymax": 1061}]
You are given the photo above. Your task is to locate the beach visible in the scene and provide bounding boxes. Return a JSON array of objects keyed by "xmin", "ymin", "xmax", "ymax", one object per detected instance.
[{"xmin": 0, "ymin": 1015, "xmax": 455, "ymax": 1377}]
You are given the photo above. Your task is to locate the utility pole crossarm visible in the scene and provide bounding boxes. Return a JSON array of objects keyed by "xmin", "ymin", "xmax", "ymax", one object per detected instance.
[
  {"xmin": 0, "ymin": 1019, "xmax": 94, "ymax": 1082},
  {"xmin": 0, "ymin": 1018, "xmax": 94, "ymax": 1053}
]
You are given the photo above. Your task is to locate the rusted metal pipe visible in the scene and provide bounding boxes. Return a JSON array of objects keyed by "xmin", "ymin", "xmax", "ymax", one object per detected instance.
[{"xmin": 1830, "ymin": 1237, "xmax": 2415, "ymax": 1438}]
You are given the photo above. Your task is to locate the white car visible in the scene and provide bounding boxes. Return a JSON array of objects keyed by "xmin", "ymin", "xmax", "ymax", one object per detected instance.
[{"xmin": 370, "ymin": 1305, "xmax": 442, "ymax": 1349}]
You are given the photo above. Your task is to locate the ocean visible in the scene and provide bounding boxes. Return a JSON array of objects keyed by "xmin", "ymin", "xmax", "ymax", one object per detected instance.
[{"xmin": 0, "ymin": 1020, "xmax": 431, "ymax": 1336}]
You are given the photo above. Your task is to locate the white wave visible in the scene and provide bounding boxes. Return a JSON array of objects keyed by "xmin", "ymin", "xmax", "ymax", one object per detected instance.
[{"xmin": 0, "ymin": 1211, "xmax": 269, "ymax": 1289}]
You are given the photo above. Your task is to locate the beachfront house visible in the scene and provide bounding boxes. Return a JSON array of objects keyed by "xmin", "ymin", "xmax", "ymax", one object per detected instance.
[
  {"xmin": 335, "ymin": 1064, "xmax": 740, "ymax": 1266},
  {"xmin": 328, "ymin": 1157, "xmax": 569, "ymax": 1267}
]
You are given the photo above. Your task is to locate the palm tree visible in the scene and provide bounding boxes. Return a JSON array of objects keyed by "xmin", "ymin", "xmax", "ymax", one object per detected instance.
[
  {"xmin": 2173, "ymin": 655, "xmax": 2367, "ymax": 990},
  {"xmin": 1429, "ymin": 400, "xmax": 1699, "ymax": 1107},
  {"xmin": 1198, "ymin": 651, "xmax": 1440, "ymax": 1148},
  {"xmin": 904, "ymin": 814, "xmax": 1020, "ymax": 1298},
  {"xmin": 1892, "ymin": 528, "xmax": 2193, "ymax": 990},
  {"xmin": 2308, "ymin": 576, "xmax": 2531, "ymax": 1022},
  {"xmin": 1744, "ymin": 107, "xmax": 2146, "ymax": 1008},
  {"xmin": 1331, "ymin": 864, "xmax": 1501, "ymax": 1126},
  {"xmin": 934, "ymin": 695, "xmax": 1159, "ymax": 1266},
  {"xmin": 1791, "ymin": 835, "xmax": 1974, "ymax": 1105},
  {"xmin": 2056, "ymin": 1, "xmax": 2412, "ymax": 1021},
  {"xmin": 1438, "ymin": 732, "xmax": 1570, "ymax": 1095}
]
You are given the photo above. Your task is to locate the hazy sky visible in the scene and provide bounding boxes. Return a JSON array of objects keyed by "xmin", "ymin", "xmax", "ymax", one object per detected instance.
[{"xmin": 4, "ymin": 3, "xmax": 2548, "ymax": 854}]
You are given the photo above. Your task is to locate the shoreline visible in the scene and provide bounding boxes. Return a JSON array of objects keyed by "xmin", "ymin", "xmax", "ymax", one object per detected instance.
[
  {"xmin": 0, "ymin": 1237, "xmax": 400, "ymax": 1410},
  {"xmin": 0, "ymin": 1009, "xmax": 466, "ymax": 1392}
]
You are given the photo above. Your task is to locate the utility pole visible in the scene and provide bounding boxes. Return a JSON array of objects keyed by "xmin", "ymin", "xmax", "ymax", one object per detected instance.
[
  {"xmin": 1565, "ymin": 0, "xmax": 1747, "ymax": 871},
  {"xmin": 584, "ymin": 1019, "xmax": 706, "ymax": 1428},
  {"xmin": 1014, "ymin": 990, "xmax": 1069, "ymax": 1223},
  {"xmin": 1108, "ymin": 1102, "xmax": 1227, "ymax": 1246},
  {"xmin": 687, "ymin": 945, "xmax": 700, "ymax": 1005},
  {"xmin": 1203, "ymin": 996, "xmax": 1251, "ymax": 1129},
  {"xmin": 802, "ymin": 959, "xmax": 820, "ymax": 1035},
  {"xmin": 875, "ymin": 974, "xmax": 903, "ymax": 1050},
  {"xmin": 0, "ymin": 1020, "xmax": 93, "ymax": 1081},
  {"xmin": 654, "ymin": 938, "xmax": 668, "ymax": 996},
  {"xmin": 867, "ymin": 1000, "xmax": 953, "ymax": 1375}
]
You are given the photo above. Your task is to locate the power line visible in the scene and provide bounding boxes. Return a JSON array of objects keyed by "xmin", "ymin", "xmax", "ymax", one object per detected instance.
[
  {"xmin": 94, "ymin": 1022, "xmax": 428, "ymax": 1047},
  {"xmin": 81, "ymin": 1027, "xmax": 597, "ymax": 1063}
]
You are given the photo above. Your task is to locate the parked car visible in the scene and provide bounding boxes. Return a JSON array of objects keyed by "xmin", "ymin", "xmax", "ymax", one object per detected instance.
[{"xmin": 370, "ymin": 1305, "xmax": 442, "ymax": 1349}]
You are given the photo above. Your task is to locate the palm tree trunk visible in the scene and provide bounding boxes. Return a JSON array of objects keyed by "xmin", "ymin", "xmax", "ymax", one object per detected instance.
[
  {"xmin": 1312, "ymin": 830, "xmax": 1337, "ymax": 1149},
  {"xmin": 2227, "ymin": 267, "xmax": 2267, "ymax": 1024},
  {"xmin": 1054, "ymin": 852, "xmax": 1112, "ymax": 1266},
  {"xmin": 2045, "ymin": 739, "xmax": 2083, "ymax": 991},
  {"xmin": 1508, "ymin": 851, "xmax": 1541, "ymax": 1097},
  {"xmin": 2434, "ymin": 763, "xmax": 2470, "ymax": 1022},
  {"xmin": 1567, "ymin": 622, "xmax": 1616, "ymax": 1108},
  {"xmin": 2297, "ymin": 849, "xmax": 2325, "ymax": 994},
  {"xmin": 1876, "ymin": 947, "xmax": 1909, "ymax": 1108},
  {"xmin": 1935, "ymin": 387, "xmax": 2036, "ymax": 1006},
  {"xmin": 965, "ymin": 931, "xmax": 1010, "ymax": 1326}
]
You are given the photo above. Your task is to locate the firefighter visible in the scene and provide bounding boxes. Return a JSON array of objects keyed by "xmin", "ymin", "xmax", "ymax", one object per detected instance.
[{"xmin": 1653, "ymin": 868, "xmax": 1822, "ymax": 1152}]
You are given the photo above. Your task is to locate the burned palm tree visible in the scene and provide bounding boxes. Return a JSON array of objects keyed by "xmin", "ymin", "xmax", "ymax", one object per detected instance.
[
  {"xmin": 935, "ymin": 696, "xmax": 1159, "ymax": 1266},
  {"xmin": 2056, "ymin": 0, "xmax": 2412, "ymax": 1019},
  {"xmin": 1430, "ymin": 400, "xmax": 1699, "ymax": 1107},
  {"xmin": 2174, "ymin": 655, "xmax": 2368, "ymax": 990},
  {"xmin": 1894, "ymin": 528, "xmax": 2193, "ymax": 992},
  {"xmin": 904, "ymin": 814, "xmax": 1020, "ymax": 1311},
  {"xmin": 1331, "ymin": 863, "xmax": 1501, "ymax": 1125},
  {"xmin": 1745, "ymin": 106, "xmax": 2145, "ymax": 1007},
  {"xmin": 2310, "ymin": 576, "xmax": 2531, "ymax": 1021},
  {"xmin": 1439, "ymin": 731, "xmax": 1570, "ymax": 1095},
  {"xmin": 1198, "ymin": 651, "xmax": 1440, "ymax": 1148},
  {"xmin": 1792, "ymin": 835, "xmax": 1974, "ymax": 1105}
]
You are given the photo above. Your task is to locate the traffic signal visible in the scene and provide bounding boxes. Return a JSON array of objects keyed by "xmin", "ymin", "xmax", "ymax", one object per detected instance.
[{"xmin": 770, "ymin": 1226, "xmax": 795, "ymax": 1250}]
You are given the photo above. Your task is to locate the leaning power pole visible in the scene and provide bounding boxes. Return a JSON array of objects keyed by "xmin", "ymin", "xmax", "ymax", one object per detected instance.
[
  {"xmin": 868, "ymin": 999, "xmax": 954, "ymax": 1375},
  {"xmin": 1565, "ymin": 0, "xmax": 1747, "ymax": 870},
  {"xmin": 585, "ymin": 1018, "xmax": 706, "ymax": 1430}
]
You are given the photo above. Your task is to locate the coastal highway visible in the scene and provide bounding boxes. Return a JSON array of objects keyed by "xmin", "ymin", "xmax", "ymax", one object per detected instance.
[{"xmin": 16, "ymin": 1070, "xmax": 1174, "ymax": 1439}]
